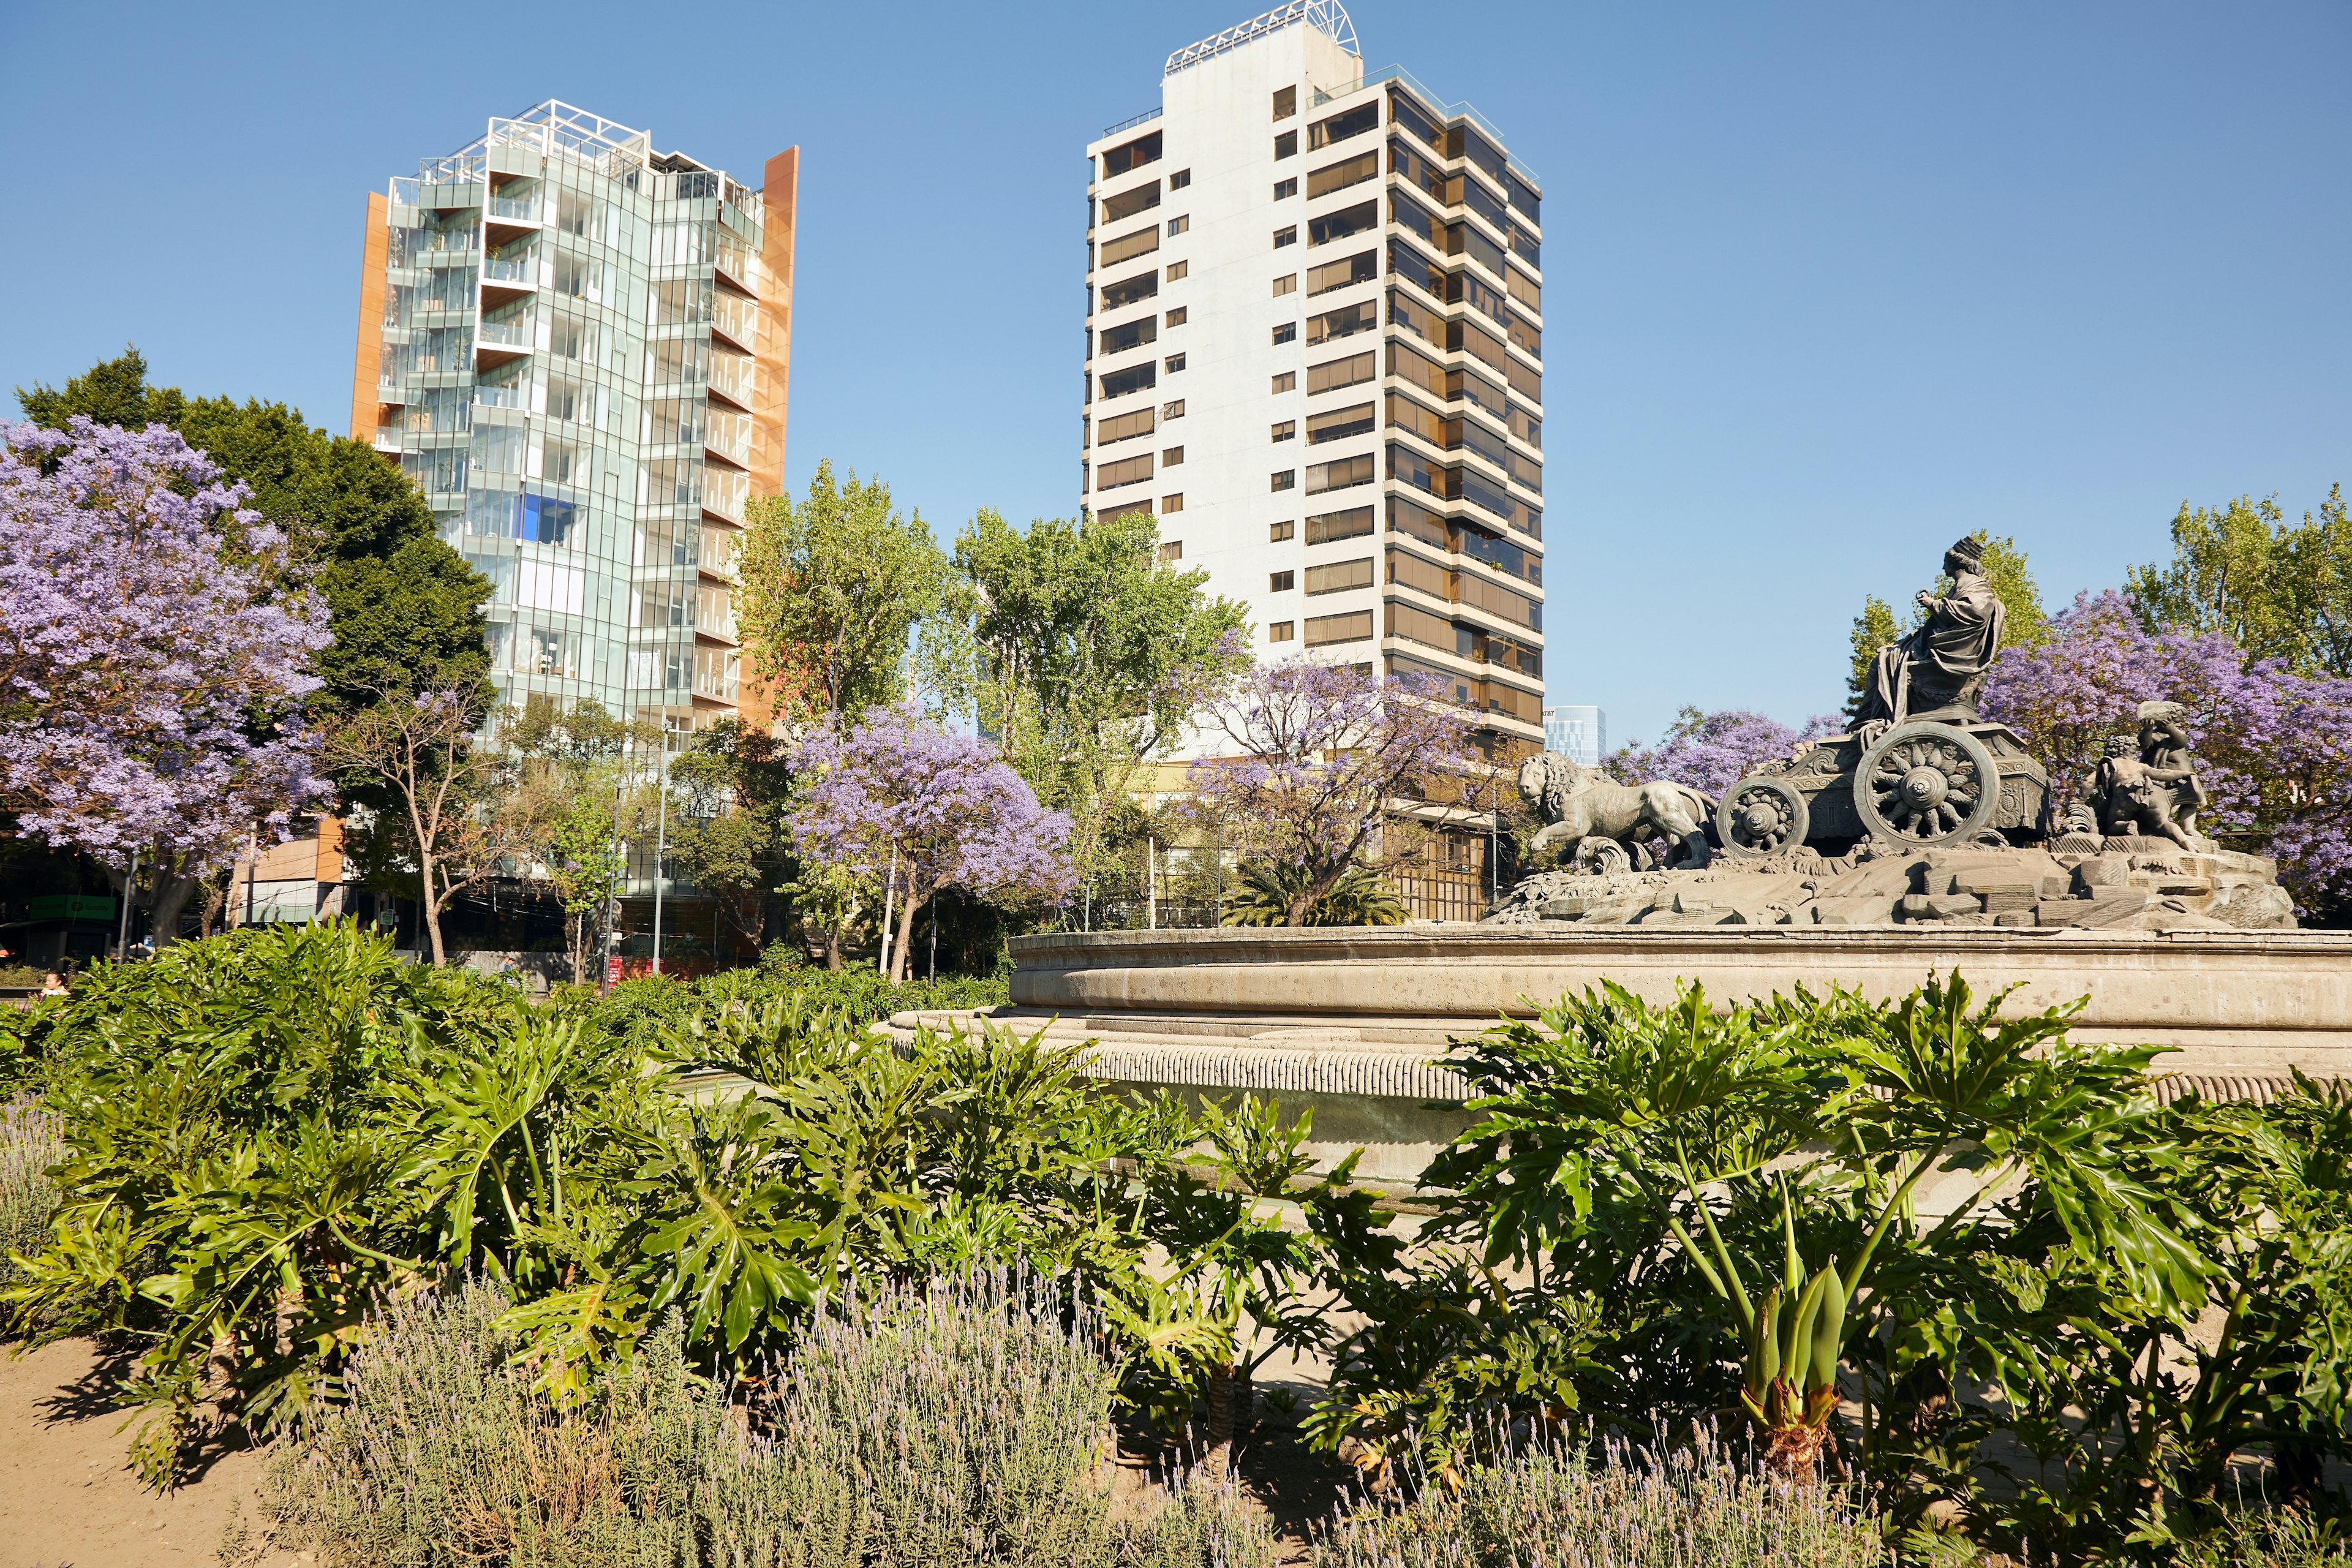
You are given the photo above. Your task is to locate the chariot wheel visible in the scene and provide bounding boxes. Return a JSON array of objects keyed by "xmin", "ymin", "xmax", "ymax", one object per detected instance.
[
  {"xmin": 1716, "ymin": 775, "xmax": 1811, "ymax": 859},
  {"xmin": 1853, "ymin": 722, "xmax": 1999, "ymax": 846}
]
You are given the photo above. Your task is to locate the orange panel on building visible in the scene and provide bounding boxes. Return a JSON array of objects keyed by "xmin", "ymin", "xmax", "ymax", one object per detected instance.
[
  {"xmin": 349, "ymin": 192, "xmax": 390, "ymax": 443},
  {"xmin": 754, "ymin": 146, "xmax": 798, "ymax": 496}
]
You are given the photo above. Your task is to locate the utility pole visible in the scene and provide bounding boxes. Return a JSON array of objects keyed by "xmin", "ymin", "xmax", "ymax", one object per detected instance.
[{"xmin": 878, "ymin": 846, "xmax": 898, "ymax": 977}]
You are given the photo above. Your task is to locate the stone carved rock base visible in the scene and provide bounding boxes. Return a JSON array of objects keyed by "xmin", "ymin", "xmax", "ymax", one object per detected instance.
[{"xmin": 1486, "ymin": 841, "xmax": 2294, "ymax": 933}]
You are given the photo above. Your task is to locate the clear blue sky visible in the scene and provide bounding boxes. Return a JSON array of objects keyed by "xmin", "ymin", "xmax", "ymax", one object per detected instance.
[{"xmin": 4, "ymin": 1, "xmax": 2345, "ymax": 745}]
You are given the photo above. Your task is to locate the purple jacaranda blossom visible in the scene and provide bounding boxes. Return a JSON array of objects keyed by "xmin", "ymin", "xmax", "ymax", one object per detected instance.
[
  {"xmin": 2, "ymin": 417, "xmax": 333, "ymax": 940},
  {"xmin": 790, "ymin": 707, "xmax": 1073, "ymax": 980},
  {"xmin": 1185, "ymin": 659, "xmax": 1479, "ymax": 926},
  {"xmin": 1607, "ymin": 709, "xmax": 1845, "ymax": 798},
  {"xmin": 1983, "ymin": 589, "xmax": 2352, "ymax": 913}
]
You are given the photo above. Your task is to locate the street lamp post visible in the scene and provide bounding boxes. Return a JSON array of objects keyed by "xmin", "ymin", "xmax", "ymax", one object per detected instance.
[
  {"xmin": 116, "ymin": 847, "xmax": 138, "ymax": 959},
  {"xmin": 650, "ymin": 732, "xmax": 669, "ymax": 976}
]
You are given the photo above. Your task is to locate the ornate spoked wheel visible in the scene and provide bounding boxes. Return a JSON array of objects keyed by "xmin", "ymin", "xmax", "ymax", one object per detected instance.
[
  {"xmin": 1716, "ymin": 775, "xmax": 1811, "ymax": 859},
  {"xmin": 1853, "ymin": 722, "xmax": 2000, "ymax": 846}
]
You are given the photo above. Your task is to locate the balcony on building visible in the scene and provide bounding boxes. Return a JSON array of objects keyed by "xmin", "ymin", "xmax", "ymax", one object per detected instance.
[
  {"xmin": 483, "ymin": 173, "xmax": 543, "ymax": 251},
  {"xmin": 473, "ymin": 315, "xmax": 535, "ymax": 371},
  {"xmin": 479, "ymin": 242, "xmax": 540, "ymax": 315},
  {"xmin": 709, "ymin": 291, "xmax": 763, "ymax": 356}
]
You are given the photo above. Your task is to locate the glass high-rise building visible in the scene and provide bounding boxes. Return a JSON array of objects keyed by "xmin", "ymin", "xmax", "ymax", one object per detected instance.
[
  {"xmin": 1082, "ymin": 2, "xmax": 1545, "ymax": 752},
  {"xmin": 351, "ymin": 101, "xmax": 798, "ymax": 737},
  {"xmin": 1544, "ymin": 704, "xmax": 1605, "ymax": 766}
]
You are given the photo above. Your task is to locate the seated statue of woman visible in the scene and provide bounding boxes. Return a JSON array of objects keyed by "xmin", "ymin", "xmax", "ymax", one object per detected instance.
[{"xmin": 1855, "ymin": 537, "xmax": 2007, "ymax": 741}]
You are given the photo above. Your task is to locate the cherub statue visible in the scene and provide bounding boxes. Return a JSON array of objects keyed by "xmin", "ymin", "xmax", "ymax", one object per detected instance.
[
  {"xmin": 2135, "ymin": 700, "xmax": 2209, "ymax": 840},
  {"xmin": 2077, "ymin": 702, "xmax": 2211, "ymax": 850},
  {"xmin": 2087, "ymin": 736, "xmax": 2195, "ymax": 849}
]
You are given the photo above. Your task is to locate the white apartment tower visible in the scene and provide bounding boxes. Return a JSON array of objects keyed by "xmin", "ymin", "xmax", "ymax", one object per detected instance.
[{"xmin": 1082, "ymin": 2, "xmax": 1546, "ymax": 750}]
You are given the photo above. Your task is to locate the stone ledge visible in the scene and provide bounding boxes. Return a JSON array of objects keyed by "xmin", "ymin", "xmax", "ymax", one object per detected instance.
[
  {"xmin": 887, "ymin": 1008, "xmax": 2330, "ymax": 1110},
  {"xmin": 998, "ymin": 926, "xmax": 2352, "ymax": 1085},
  {"xmin": 889, "ymin": 1008, "xmax": 1473, "ymax": 1101}
]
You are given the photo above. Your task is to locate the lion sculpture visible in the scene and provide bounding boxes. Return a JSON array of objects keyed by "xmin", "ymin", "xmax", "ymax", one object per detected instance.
[{"xmin": 1517, "ymin": 751, "xmax": 1715, "ymax": 871}]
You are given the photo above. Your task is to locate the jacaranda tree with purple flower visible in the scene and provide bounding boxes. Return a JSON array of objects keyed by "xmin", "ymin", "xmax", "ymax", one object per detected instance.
[
  {"xmin": 1983, "ymin": 589, "xmax": 2352, "ymax": 914},
  {"xmin": 791, "ymin": 707, "xmax": 1074, "ymax": 981},
  {"xmin": 1, "ymin": 417, "xmax": 331, "ymax": 942},
  {"xmin": 1607, "ymin": 707, "xmax": 1844, "ymax": 798},
  {"xmin": 1186, "ymin": 660, "xmax": 1479, "ymax": 927}
]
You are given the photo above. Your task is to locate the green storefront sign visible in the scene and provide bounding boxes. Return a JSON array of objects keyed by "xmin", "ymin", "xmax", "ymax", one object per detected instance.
[{"xmin": 26, "ymin": 894, "xmax": 118, "ymax": 923}]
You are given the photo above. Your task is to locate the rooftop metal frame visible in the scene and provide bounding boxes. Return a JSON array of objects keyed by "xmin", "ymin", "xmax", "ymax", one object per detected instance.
[
  {"xmin": 1164, "ymin": 0, "xmax": 1358, "ymax": 77},
  {"xmin": 396, "ymin": 99, "xmax": 752, "ymax": 206}
]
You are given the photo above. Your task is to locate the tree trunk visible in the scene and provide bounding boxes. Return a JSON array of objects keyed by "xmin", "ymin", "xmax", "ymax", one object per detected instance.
[
  {"xmin": 1760, "ymin": 1420, "xmax": 1826, "ymax": 1480},
  {"xmin": 888, "ymin": 894, "xmax": 924, "ymax": 984},
  {"xmin": 419, "ymin": 860, "xmax": 449, "ymax": 965},
  {"xmin": 823, "ymin": 913, "xmax": 843, "ymax": 971},
  {"xmin": 149, "ymin": 869, "xmax": 202, "ymax": 948},
  {"xmin": 567, "ymin": 909, "xmax": 590, "ymax": 988},
  {"xmin": 149, "ymin": 870, "xmax": 197, "ymax": 944},
  {"xmin": 726, "ymin": 888, "xmax": 765, "ymax": 953},
  {"xmin": 198, "ymin": 875, "xmax": 230, "ymax": 939}
]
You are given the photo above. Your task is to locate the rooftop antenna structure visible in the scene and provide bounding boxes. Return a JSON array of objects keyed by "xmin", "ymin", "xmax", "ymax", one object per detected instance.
[{"xmin": 1164, "ymin": 0, "xmax": 1358, "ymax": 76}]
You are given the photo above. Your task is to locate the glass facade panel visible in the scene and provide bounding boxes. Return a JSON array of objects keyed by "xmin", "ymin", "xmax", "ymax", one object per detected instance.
[{"xmin": 373, "ymin": 99, "xmax": 776, "ymax": 768}]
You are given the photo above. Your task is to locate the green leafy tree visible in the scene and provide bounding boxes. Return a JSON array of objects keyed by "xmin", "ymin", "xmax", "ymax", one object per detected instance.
[
  {"xmin": 509, "ymin": 695, "xmax": 664, "ymax": 985},
  {"xmin": 324, "ymin": 687, "xmax": 543, "ymax": 966},
  {"xmin": 666, "ymin": 720, "xmax": 795, "ymax": 956},
  {"xmin": 2126, "ymin": 486, "xmax": 2352, "ymax": 676},
  {"xmin": 736, "ymin": 461, "xmax": 949, "ymax": 726},
  {"xmin": 1844, "ymin": 595, "xmax": 1901, "ymax": 722},
  {"xmin": 15, "ymin": 345, "xmax": 185, "ymax": 431},
  {"xmin": 952, "ymin": 507, "xmax": 1249, "ymax": 890}
]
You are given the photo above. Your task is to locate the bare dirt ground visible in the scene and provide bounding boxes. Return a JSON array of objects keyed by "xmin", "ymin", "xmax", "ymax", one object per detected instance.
[{"xmin": 0, "ymin": 1337, "xmax": 297, "ymax": 1568}]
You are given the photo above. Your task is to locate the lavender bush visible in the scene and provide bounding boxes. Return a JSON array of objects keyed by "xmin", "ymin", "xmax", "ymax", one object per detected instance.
[
  {"xmin": 254, "ymin": 1268, "xmax": 1280, "ymax": 1568},
  {"xmin": 257, "ymin": 1278, "xmax": 855, "ymax": 1567},
  {"xmin": 774, "ymin": 1267, "xmax": 1118, "ymax": 1565},
  {"xmin": 0, "ymin": 1095, "xmax": 64, "ymax": 1291},
  {"xmin": 1308, "ymin": 1431, "xmax": 1883, "ymax": 1568}
]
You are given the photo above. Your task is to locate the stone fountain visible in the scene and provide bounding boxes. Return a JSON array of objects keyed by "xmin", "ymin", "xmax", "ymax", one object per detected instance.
[{"xmin": 889, "ymin": 539, "xmax": 2347, "ymax": 1185}]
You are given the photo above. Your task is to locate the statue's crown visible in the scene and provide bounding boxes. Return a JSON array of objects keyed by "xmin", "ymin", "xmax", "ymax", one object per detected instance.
[{"xmin": 1947, "ymin": 535, "xmax": 1985, "ymax": 567}]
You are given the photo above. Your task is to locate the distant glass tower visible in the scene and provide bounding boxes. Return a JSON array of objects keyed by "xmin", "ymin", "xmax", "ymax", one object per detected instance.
[
  {"xmin": 1544, "ymin": 704, "xmax": 1604, "ymax": 765},
  {"xmin": 351, "ymin": 101, "xmax": 799, "ymax": 737}
]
